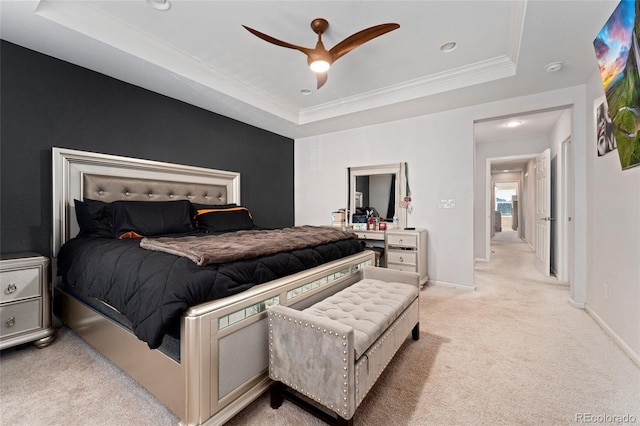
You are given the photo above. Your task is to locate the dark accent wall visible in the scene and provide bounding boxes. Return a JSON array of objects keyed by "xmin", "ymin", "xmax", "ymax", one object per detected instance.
[{"xmin": 0, "ymin": 41, "xmax": 294, "ymax": 256}]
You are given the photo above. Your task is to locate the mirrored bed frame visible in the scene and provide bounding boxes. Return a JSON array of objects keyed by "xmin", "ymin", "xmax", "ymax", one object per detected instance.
[{"xmin": 51, "ymin": 148, "xmax": 374, "ymax": 425}]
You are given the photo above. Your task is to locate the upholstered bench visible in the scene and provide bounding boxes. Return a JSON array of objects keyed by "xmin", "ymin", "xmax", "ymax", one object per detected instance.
[{"xmin": 268, "ymin": 266, "xmax": 420, "ymax": 426}]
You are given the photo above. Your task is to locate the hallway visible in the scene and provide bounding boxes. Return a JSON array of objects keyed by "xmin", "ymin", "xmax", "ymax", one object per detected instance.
[{"xmin": 480, "ymin": 229, "xmax": 556, "ymax": 285}]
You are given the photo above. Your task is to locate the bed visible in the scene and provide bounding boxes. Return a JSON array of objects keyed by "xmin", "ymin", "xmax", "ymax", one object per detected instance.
[{"xmin": 51, "ymin": 147, "xmax": 375, "ymax": 425}]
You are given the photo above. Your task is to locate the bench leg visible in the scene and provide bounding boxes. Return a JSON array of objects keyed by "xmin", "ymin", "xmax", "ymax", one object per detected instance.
[
  {"xmin": 412, "ymin": 322, "xmax": 419, "ymax": 341},
  {"xmin": 272, "ymin": 382, "xmax": 352, "ymax": 425},
  {"xmin": 337, "ymin": 415, "xmax": 354, "ymax": 426},
  {"xmin": 270, "ymin": 382, "xmax": 285, "ymax": 409}
]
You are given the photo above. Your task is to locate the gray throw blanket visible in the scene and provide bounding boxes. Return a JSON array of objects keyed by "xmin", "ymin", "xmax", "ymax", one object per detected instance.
[{"xmin": 140, "ymin": 226, "xmax": 357, "ymax": 266}]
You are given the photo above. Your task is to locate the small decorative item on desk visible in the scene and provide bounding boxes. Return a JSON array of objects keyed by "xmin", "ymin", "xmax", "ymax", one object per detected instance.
[
  {"xmin": 379, "ymin": 222, "xmax": 387, "ymax": 231},
  {"xmin": 367, "ymin": 216, "xmax": 376, "ymax": 230},
  {"xmin": 331, "ymin": 209, "xmax": 346, "ymax": 227}
]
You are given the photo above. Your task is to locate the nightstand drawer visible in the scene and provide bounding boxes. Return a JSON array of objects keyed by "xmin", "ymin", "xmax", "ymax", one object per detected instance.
[
  {"xmin": 0, "ymin": 300, "xmax": 41, "ymax": 338},
  {"xmin": 386, "ymin": 233, "xmax": 417, "ymax": 248},
  {"xmin": 387, "ymin": 250, "xmax": 417, "ymax": 266},
  {"xmin": 385, "ymin": 229, "xmax": 428, "ymax": 286},
  {"xmin": 0, "ymin": 267, "xmax": 41, "ymax": 303},
  {"xmin": 387, "ymin": 263, "xmax": 418, "ymax": 274}
]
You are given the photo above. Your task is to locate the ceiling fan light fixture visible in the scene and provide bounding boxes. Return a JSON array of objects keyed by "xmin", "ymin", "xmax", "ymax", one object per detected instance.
[
  {"xmin": 243, "ymin": 18, "xmax": 399, "ymax": 89},
  {"xmin": 310, "ymin": 60, "xmax": 330, "ymax": 73}
]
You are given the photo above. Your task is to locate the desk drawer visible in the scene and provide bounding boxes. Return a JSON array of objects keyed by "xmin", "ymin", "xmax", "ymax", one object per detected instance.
[
  {"xmin": 0, "ymin": 267, "xmax": 41, "ymax": 303},
  {"xmin": 387, "ymin": 263, "xmax": 418, "ymax": 274},
  {"xmin": 0, "ymin": 300, "xmax": 41, "ymax": 338},
  {"xmin": 387, "ymin": 250, "xmax": 417, "ymax": 266},
  {"xmin": 386, "ymin": 233, "xmax": 417, "ymax": 248}
]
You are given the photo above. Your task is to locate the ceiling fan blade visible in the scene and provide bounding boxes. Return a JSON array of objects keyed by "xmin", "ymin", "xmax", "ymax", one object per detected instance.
[
  {"xmin": 330, "ymin": 23, "xmax": 400, "ymax": 62},
  {"xmin": 242, "ymin": 25, "xmax": 313, "ymax": 56},
  {"xmin": 316, "ymin": 71, "xmax": 328, "ymax": 89}
]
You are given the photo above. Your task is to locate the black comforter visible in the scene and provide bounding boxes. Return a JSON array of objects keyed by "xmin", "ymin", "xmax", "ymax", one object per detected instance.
[{"xmin": 57, "ymin": 234, "xmax": 363, "ymax": 349}]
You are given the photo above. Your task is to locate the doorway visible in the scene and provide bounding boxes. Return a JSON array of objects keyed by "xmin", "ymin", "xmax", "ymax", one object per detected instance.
[
  {"xmin": 474, "ymin": 106, "xmax": 573, "ymax": 287},
  {"xmin": 493, "ymin": 181, "xmax": 519, "ymax": 236}
]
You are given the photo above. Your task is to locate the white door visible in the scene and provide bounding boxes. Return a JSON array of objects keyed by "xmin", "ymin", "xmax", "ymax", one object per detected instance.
[{"xmin": 535, "ymin": 148, "xmax": 551, "ymax": 275}]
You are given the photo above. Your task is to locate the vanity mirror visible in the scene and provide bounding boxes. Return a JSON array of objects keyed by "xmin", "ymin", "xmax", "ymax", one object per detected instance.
[{"xmin": 346, "ymin": 163, "xmax": 407, "ymax": 231}]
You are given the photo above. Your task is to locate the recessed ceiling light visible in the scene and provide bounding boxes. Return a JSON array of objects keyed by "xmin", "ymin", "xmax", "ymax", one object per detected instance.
[
  {"xmin": 146, "ymin": 0, "xmax": 171, "ymax": 11},
  {"xmin": 505, "ymin": 120, "xmax": 522, "ymax": 128},
  {"xmin": 440, "ymin": 41, "xmax": 457, "ymax": 53},
  {"xmin": 544, "ymin": 62, "xmax": 563, "ymax": 72},
  {"xmin": 300, "ymin": 89, "xmax": 312, "ymax": 96},
  {"xmin": 503, "ymin": 169, "xmax": 510, "ymax": 173}
]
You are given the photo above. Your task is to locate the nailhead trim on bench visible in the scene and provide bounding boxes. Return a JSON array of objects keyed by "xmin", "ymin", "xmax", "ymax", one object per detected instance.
[
  {"xmin": 354, "ymin": 301, "xmax": 416, "ymax": 405},
  {"xmin": 269, "ymin": 311, "xmax": 351, "ymax": 416}
]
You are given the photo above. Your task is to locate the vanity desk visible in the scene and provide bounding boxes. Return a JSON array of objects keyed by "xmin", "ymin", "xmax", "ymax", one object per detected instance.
[
  {"xmin": 385, "ymin": 228, "xmax": 428, "ymax": 286},
  {"xmin": 351, "ymin": 228, "xmax": 428, "ymax": 285},
  {"xmin": 346, "ymin": 162, "xmax": 428, "ymax": 285},
  {"xmin": 352, "ymin": 229, "xmax": 386, "ymax": 241},
  {"xmin": 352, "ymin": 229, "xmax": 386, "ymax": 266}
]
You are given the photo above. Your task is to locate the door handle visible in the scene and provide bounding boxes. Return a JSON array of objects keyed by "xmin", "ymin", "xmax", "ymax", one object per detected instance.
[{"xmin": 541, "ymin": 217, "xmax": 555, "ymax": 221}]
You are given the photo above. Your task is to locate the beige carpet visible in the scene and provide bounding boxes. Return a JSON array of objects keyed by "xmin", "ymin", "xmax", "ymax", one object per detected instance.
[{"xmin": 2, "ymin": 230, "xmax": 639, "ymax": 425}]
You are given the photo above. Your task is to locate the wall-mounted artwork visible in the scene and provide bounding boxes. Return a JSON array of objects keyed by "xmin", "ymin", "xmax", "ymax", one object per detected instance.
[
  {"xmin": 595, "ymin": 96, "xmax": 617, "ymax": 156},
  {"xmin": 592, "ymin": 0, "xmax": 640, "ymax": 169}
]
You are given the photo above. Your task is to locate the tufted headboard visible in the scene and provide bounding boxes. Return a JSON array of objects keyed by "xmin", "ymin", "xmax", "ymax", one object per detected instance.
[
  {"xmin": 52, "ymin": 147, "xmax": 240, "ymax": 257},
  {"xmin": 82, "ymin": 174, "xmax": 228, "ymax": 204}
]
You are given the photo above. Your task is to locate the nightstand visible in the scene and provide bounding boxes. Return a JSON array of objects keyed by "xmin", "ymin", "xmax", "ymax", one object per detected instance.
[
  {"xmin": 0, "ymin": 252, "xmax": 56, "ymax": 349},
  {"xmin": 385, "ymin": 229, "xmax": 428, "ymax": 286}
]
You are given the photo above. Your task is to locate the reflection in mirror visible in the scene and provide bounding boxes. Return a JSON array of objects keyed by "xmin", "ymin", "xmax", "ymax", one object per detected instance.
[
  {"xmin": 355, "ymin": 174, "xmax": 396, "ymax": 219},
  {"xmin": 347, "ymin": 163, "xmax": 406, "ymax": 230}
]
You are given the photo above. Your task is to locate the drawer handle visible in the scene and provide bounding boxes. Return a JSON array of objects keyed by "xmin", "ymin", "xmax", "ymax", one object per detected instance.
[
  {"xmin": 6, "ymin": 283, "xmax": 17, "ymax": 294},
  {"xmin": 399, "ymin": 256, "xmax": 404, "ymax": 263},
  {"xmin": 398, "ymin": 239, "xmax": 403, "ymax": 244},
  {"xmin": 5, "ymin": 316, "xmax": 16, "ymax": 328}
]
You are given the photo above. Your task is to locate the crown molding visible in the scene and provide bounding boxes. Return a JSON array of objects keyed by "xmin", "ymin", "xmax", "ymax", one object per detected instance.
[
  {"xmin": 299, "ymin": 55, "xmax": 517, "ymax": 124},
  {"xmin": 35, "ymin": 1, "xmax": 300, "ymax": 123}
]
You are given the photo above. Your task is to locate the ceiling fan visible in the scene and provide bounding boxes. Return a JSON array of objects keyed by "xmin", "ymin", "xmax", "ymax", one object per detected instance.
[{"xmin": 242, "ymin": 18, "xmax": 400, "ymax": 89}]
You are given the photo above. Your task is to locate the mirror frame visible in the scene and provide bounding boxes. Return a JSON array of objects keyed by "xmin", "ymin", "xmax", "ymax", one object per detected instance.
[{"xmin": 346, "ymin": 162, "xmax": 407, "ymax": 230}]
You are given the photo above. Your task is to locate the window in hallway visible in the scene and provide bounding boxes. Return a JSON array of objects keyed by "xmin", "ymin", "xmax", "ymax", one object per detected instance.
[{"xmin": 494, "ymin": 182, "xmax": 518, "ymax": 232}]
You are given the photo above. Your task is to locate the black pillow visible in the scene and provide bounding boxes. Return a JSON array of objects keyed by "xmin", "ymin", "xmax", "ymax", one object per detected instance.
[
  {"xmin": 194, "ymin": 206, "xmax": 254, "ymax": 232},
  {"xmin": 74, "ymin": 199, "xmax": 112, "ymax": 237},
  {"xmin": 111, "ymin": 199, "xmax": 194, "ymax": 238},
  {"xmin": 190, "ymin": 202, "xmax": 237, "ymax": 218},
  {"xmin": 191, "ymin": 202, "xmax": 237, "ymax": 211}
]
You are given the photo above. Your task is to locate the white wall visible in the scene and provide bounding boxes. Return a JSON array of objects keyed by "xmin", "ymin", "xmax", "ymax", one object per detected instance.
[
  {"xmin": 585, "ymin": 70, "xmax": 640, "ymax": 364},
  {"xmin": 295, "ymin": 109, "xmax": 476, "ymax": 288},
  {"xmin": 296, "ymin": 85, "xmax": 588, "ymax": 292}
]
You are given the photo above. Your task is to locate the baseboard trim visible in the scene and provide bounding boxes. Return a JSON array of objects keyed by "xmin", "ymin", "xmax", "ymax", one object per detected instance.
[
  {"xmin": 585, "ymin": 304, "xmax": 640, "ymax": 368},
  {"xmin": 474, "ymin": 257, "xmax": 489, "ymax": 263},
  {"xmin": 427, "ymin": 280, "xmax": 476, "ymax": 291},
  {"xmin": 568, "ymin": 298, "xmax": 585, "ymax": 308}
]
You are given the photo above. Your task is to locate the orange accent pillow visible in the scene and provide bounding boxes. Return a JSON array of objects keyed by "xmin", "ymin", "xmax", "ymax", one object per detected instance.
[{"xmin": 118, "ymin": 231, "xmax": 145, "ymax": 239}]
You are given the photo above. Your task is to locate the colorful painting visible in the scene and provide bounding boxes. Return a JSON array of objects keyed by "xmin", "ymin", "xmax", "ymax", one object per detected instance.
[{"xmin": 592, "ymin": 0, "xmax": 640, "ymax": 169}]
